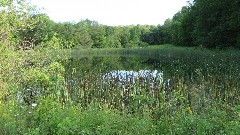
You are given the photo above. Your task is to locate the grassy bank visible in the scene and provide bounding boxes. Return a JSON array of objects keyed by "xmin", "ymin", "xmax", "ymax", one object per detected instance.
[
  {"xmin": 1, "ymin": 45, "xmax": 240, "ymax": 134},
  {"xmin": 71, "ymin": 44, "xmax": 239, "ymax": 56}
]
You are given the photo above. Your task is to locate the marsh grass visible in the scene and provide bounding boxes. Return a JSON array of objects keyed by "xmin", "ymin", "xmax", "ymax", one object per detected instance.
[
  {"xmin": 69, "ymin": 45, "xmax": 240, "ymax": 105},
  {"xmin": 1, "ymin": 45, "xmax": 240, "ymax": 134},
  {"xmin": 67, "ymin": 45, "xmax": 240, "ymax": 132}
]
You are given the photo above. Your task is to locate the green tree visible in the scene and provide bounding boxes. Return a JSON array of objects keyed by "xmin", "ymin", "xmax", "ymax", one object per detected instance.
[
  {"xmin": 119, "ymin": 26, "xmax": 131, "ymax": 48},
  {"xmin": 141, "ymin": 24, "xmax": 171, "ymax": 45},
  {"xmin": 74, "ymin": 21, "xmax": 93, "ymax": 48},
  {"xmin": 172, "ymin": 6, "xmax": 195, "ymax": 46},
  {"xmin": 16, "ymin": 14, "xmax": 56, "ymax": 50},
  {"xmin": 105, "ymin": 26, "xmax": 121, "ymax": 48},
  {"xmin": 0, "ymin": 0, "xmax": 36, "ymax": 51},
  {"xmin": 42, "ymin": 33, "xmax": 63, "ymax": 49},
  {"xmin": 31, "ymin": 14, "xmax": 55, "ymax": 46},
  {"xmin": 130, "ymin": 25, "xmax": 142, "ymax": 42},
  {"xmin": 90, "ymin": 25, "xmax": 107, "ymax": 48},
  {"xmin": 181, "ymin": 0, "xmax": 240, "ymax": 48}
]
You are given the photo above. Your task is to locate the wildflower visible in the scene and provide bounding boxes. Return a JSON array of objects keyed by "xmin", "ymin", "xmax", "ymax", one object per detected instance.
[
  {"xmin": 186, "ymin": 107, "xmax": 192, "ymax": 115},
  {"xmin": 32, "ymin": 103, "xmax": 38, "ymax": 107}
]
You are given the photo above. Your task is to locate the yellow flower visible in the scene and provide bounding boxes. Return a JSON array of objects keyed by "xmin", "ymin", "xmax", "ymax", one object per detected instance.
[{"xmin": 186, "ymin": 107, "xmax": 193, "ymax": 115}]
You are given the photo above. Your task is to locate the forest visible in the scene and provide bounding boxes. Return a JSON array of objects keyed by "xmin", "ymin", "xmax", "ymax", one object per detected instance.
[
  {"xmin": 1, "ymin": 0, "xmax": 240, "ymax": 51},
  {"xmin": 1, "ymin": 0, "xmax": 240, "ymax": 134}
]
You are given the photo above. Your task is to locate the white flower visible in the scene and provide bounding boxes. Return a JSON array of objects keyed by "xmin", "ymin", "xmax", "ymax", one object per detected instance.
[{"xmin": 32, "ymin": 103, "xmax": 38, "ymax": 107}]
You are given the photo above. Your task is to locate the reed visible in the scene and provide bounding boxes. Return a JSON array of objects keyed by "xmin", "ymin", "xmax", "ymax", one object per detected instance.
[
  {"xmin": 1, "ymin": 45, "xmax": 240, "ymax": 134},
  {"xmin": 63, "ymin": 46, "xmax": 240, "ymax": 119}
]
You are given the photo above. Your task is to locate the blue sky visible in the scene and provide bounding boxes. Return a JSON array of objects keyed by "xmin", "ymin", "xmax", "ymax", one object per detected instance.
[{"xmin": 31, "ymin": 0, "xmax": 188, "ymax": 26}]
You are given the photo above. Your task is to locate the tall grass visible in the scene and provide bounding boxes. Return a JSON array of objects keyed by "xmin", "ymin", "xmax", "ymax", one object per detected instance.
[{"xmin": 1, "ymin": 45, "xmax": 240, "ymax": 134}]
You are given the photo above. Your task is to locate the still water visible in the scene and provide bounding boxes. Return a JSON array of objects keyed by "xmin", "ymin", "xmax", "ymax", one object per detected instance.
[
  {"xmin": 63, "ymin": 53, "xmax": 240, "ymax": 109},
  {"xmin": 64, "ymin": 56, "xmax": 173, "ymax": 89},
  {"xmin": 63, "ymin": 56, "xmax": 173, "ymax": 105}
]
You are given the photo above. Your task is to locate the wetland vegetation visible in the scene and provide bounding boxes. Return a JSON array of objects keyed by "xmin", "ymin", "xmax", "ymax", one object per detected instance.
[
  {"xmin": 1, "ymin": 46, "xmax": 240, "ymax": 134},
  {"xmin": 1, "ymin": 0, "xmax": 240, "ymax": 134}
]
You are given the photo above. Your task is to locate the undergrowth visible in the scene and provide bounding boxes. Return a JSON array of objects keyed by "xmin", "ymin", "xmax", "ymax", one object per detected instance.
[{"xmin": 0, "ymin": 45, "xmax": 240, "ymax": 134}]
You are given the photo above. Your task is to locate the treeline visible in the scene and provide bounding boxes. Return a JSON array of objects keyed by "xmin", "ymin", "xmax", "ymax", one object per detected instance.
[
  {"xmin": 1, "ymin": 0, "xmax": 240, "ymax": 50},
  {"xmin": 148, "ymin": 0, "xmax": 240, "ymax": 48},
  {"xmin": 1, "ymin": 1, "xmax": 151, "ymax": 50},
  {"xmin": 27, "ymin": 15, "xmax": 152, "ymax": 49}
]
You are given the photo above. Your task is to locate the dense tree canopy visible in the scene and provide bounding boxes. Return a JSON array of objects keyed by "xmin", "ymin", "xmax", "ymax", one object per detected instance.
[
  {"xmin": 156, "ymin": 0, "xmax": 240, "ymax": 48},
  {"xmin": 0, "ymin": 0, "xmax": 36, "ymax": 50},
  {"xmin": 1, "ymin": 0, "xmax": 239, "ymax": 50}
]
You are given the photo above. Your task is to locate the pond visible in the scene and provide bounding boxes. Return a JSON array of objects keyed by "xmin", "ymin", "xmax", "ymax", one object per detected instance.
[
  {"xmin": 63, "ymin": 56, "xmax": 174, "ymax": 107},
  {"xmin": 63, "ymin": 53, "xmax": 240, "ymax": 111}
]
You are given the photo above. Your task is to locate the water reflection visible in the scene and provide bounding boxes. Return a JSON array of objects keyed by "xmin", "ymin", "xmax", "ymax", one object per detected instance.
[
  {"xmin": 64, "ymin": 56, "xmax": 172, "ymax": 93},
  {"xmin": 102, "ymin": 70, "xmax": 163, "ymax": 88},
  {"xmin": 64, "ymin": 56, "xmax": 173, "ymax": 103}
]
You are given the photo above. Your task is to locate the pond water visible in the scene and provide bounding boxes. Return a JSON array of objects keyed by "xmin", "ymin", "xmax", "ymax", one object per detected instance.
[
  {"xmin": 64, "ymin": 56, "xmax": 172, "ymax": 89},
  {"xmin": 65, "ymin": 56, "xmax": 172, "ymax": 78},
  {"xmin": 102, "ymin": 70, "xmax": 163, "ymax": 84},
  {"xmin": 63, "ymin": 53, "xmax": 240, "ymax": 108},
  {"xmin": 12, "ymin": 50, "xmax": 240, "ymax": 116},
  {"xmin": 63, "ymin": 55, "xmax": 174, "ymax": 105}
]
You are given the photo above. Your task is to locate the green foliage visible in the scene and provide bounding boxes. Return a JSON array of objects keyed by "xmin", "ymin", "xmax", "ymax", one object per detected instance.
[
  {"xmin": 105, "ymin": 26, "xmax": 121, "ymax": 48},
  {"xmin": 29, "ymin": 14, "xmax": 56, "ymax": 47},
  {"xmin": 2, "ymin": 0, "xmax": 239, "ymax": 51},
  {"xmin": 1, "ymin": 0, "xmax": 240, "ymax": 134},
  {"xmin": 30, "ymin": 18, "xmax": 154, "ymax": 49},
  {"xmin": 0, "ymin": 98, "xmax": 156, "ymax": 135},
  {"xmin": 141, "ymin": 0, "xmax": 240, "ymax": 48},
  {"xmin": 0, "ymin": 0, "xmax": 36, "ymax": 50},
  {"xmin": 90, "ymin": 25, "xmax": 107, "ymax": 48},
  {"xmin": 1, "ymin": 98, "xmax": 240, "ymax": 134},
  {"xmin": 1, "ymin": 45, "xmax": 240, "ymax": 134},
  {"xmin": 42, "ymin": 33, "xmax": 63, "ymax": 49},
  {"xmin": 141, "ymin": 25, "xmax": 167, "ymax": 45},
  {"xmin": 168, "ymin": 0, "xmax": 240, "ymax": 48},
  {"xmin": 73, "ymin": 22, "xmax": 93, "ymax": 48}
]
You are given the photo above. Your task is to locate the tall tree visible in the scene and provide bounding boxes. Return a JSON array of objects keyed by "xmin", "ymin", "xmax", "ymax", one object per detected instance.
[
  {"xmin": 74, "ymin": 21, "xmax": 93, "ymax": 48},
  {"xmin": 119, "ymin": 27, "xmax": 131, "ymax": 48},
  {"xmin": 0, "ymin": 0, "xmax": 36, "ymax": 50},
  {"xmin": 186, "ymin": 0, "xmax": 240, "ymax": 48},
  {"xmin": 90, "ymin": 25, "xmax": 107, "ymax": 48},
  {"xmin": 105, "ymin": 26, "xmax": 121, "ymax": 48}
]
